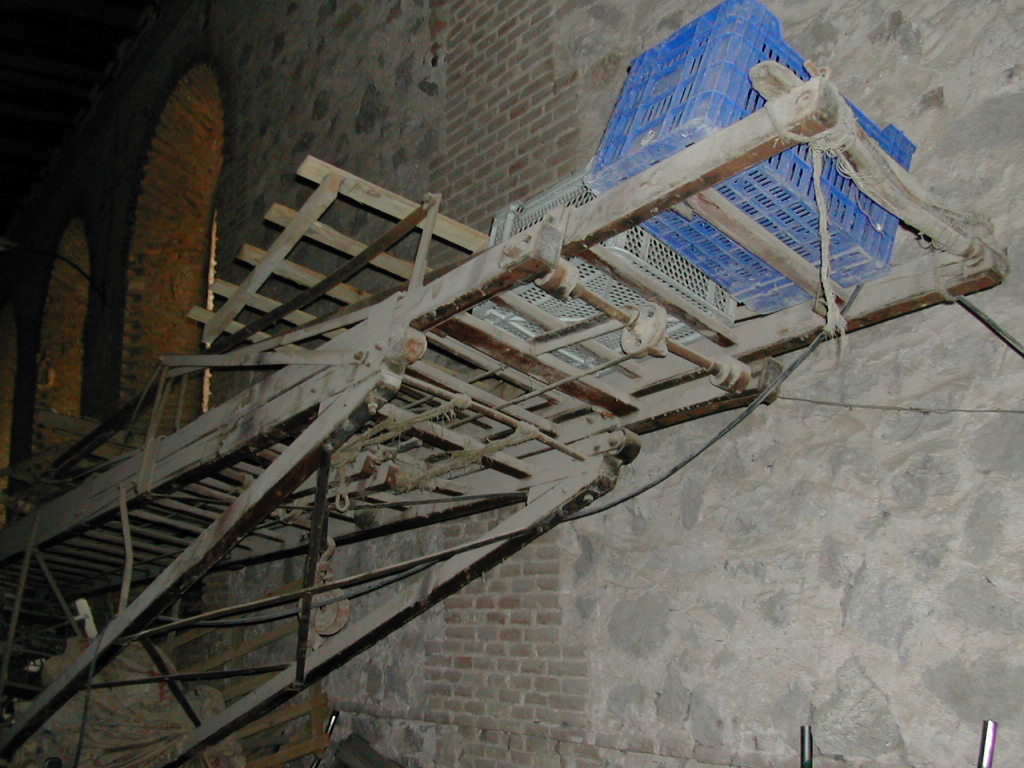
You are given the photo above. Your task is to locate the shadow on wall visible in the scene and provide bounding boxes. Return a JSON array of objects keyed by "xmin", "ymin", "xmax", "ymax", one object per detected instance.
[{"xmin": 34, "ymin": 218, "xmax": 91, "ymax": 452}]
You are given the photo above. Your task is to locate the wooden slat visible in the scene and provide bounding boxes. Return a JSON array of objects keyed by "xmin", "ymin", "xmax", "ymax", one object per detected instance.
[
  {"xmin": 203, "ymin": 173, "xmax": 342, "ymax": 343},
  {"xmin": 688, "ymin": 190, "xmax": 850, "ymax": 304},
  {"xmin": 298, "ymin": 155, "xmax": 489, "ymax": 253},
  {"xmin": 187, "ymin": 307, "xmax": 310, "ymax": 353},
  {"xmin": 266, "ymin": 203, "xmax": 414, "ymax": 280},
  {"xmin": 212, "ymin": 199, "xmax": 432, "ymax": 353},
  {"xmin": 165, "ymin": 456, "xmax": 612, "ymax": 767},
  {"xmin": 0, "ymin": 376, "xmax": 391, "ymax": 758},
  {"xmin": 212, "ymin": 280, "xmax": 318, "ymax": 326},
  {"xmin": 236, "ymin": 245, "xmax": 367, "ymax": 304}
]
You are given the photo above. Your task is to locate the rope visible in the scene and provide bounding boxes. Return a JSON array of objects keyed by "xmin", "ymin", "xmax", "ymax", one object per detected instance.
[{"xmin": 811, "ymin": 147, "xmax": 846, "ymax": 339}]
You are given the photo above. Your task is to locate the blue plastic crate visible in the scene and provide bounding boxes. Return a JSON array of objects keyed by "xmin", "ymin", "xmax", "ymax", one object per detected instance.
[{"xmin": 588, "ymin": 0, "xmax": 915, "ymax": 314}]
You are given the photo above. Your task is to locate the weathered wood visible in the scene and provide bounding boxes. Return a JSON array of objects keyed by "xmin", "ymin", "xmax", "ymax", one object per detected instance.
[
  {"xmin": 297, "ymin": 156, "xmax": 489, "ymax": 254},
  {"xmin": 232, "ymin": 220, "xmax": 562, "ymax": 356},
  {"xmin": 0, "ymin": 369, "xmax": 400, "ymax": 759},
  {"xmin": 161, "ymin": 454, "xmax": 619, "ymax": 767},
  {"xmin": 409, "ymin": 193, "xmax": 441, "ymax": 290},
  {"xmin": 688, "ymin": 189, "xmax": 850, "ymax": 305},
  {"xmin": 211, "ymin": 198, "xmax": 432, "ymax": 353},
  {"xmin": 212, "ymin": 278, "xmax": 318, "ymax": 326},
  {"xmin": 265, "ymin": 203, "xmax": 414, "ymax": 280},
  {"xmin": 202, "ymin": 173, "xmax": 342, "ymax": 344},
  {"xmin": 236, "ymin": 244, "xmax": 367, "ymax": 304},
  {"xmin": 625, "ymin": 248, "xmax": 1006, "ymax": 432},
  {"xmin": 441, "ymin": 314, "xmax": 640, "ymax": 416},
  {"xmin": 563, "ymin": 76, "xmax": 840, "ymax": 253}
]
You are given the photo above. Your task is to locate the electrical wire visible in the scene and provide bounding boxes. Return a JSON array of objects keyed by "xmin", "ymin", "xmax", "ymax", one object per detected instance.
[
  {"xmin": 71, "ymin": 629, "xmax": 105, "ymax": 768},
  {"xmin": 957, "ymin": 296, "xmax": 1024, "ymax": 361},
  {"xmin": 562, "ymin": 287, "xmax": 863, "ymax": 524},
  {"xmin": 777, "ymin": 395, "xmax": 1024, "ymax": 415},
  {"xmin": 167, "ymin": 561, "xmax": 436, "ymax": 629}
]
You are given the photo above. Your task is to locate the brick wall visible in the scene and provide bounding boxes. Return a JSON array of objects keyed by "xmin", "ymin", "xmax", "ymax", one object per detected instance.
[
  {"xmin": 122, "ymin": 64, "xmax": 223, "ymax": 428},
  {"xmin": 431, "ymin": 0, "xmax": 581, "ymax": 231},
  {"xmin": 423, "ymin": 515, "xmax": 589, "ymax": 759}
]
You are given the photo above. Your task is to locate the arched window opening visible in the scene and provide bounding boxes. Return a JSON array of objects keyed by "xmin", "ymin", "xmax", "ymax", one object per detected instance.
[
  {"xmin": 34, "ymin": 218, "xmax": 91, "ymax": 452},
  {"xmin": 123, "ymin": 64, "xmax": 224, "ymax": 432}
]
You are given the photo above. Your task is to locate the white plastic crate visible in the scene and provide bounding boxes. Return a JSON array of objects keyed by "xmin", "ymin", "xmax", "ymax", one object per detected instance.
[{"xmin": 476, "ymin": 172, "xmax": 736, "ymax": 369}]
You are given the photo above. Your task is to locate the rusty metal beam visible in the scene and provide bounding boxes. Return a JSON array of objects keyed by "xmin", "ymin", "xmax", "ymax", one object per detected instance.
[
  {"xmin": 0, "ymin": 367, "xmax": 401, "ymax": 759},
  {"xmin": 163, "ymin": 450, "xmax": 622, "ymax": 767}
]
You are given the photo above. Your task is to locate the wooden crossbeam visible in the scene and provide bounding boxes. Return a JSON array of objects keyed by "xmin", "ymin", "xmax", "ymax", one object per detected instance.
[
  {"xmin": 211, "ymin": 198, "xmax": 432, "ymax": 353},
  {"xmin": 297, "ymin": 156, "xmax": 489, "ymax": 254},
  {"xmin": 202, "ymin": 174, "xmax": 343, "ymax": 344},
  {"xmin": 159, "ymin": 452, "xmax": 619, "ymax": 767},
  {"xmin": 0, "ymin": 371, "xmax": 398, "ymax": 759},
  {"xmin": 236, "ymin": 245, "xmax": 367, "ymax": 304},
  {"xmin": 688, "ymin": 190, "xmax": 850, "ymax": 305},
  {"xmin": 265, "ymin": 203, "xmax": 414, "ymax": 280}
]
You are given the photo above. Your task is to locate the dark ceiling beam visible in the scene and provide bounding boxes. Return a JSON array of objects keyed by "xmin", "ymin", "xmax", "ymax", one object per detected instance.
[
  {"xmin": 0, "ymin": 69, "xmax": 93, "ymax": 99},
  {"xmin": 0, "ymin": 140, "xmax": 58, "ymax": 161},
  {"xmin": 0, "ymin": 102, "xmax": 80, "ymax": 126},
  {"xmin": 4, "ymin": 0, "xmax": 143, "ymax": 30},
  {"xmin": 0, "ymin": 25, "xmax": 122, "ymax": 62},
  {"xmin": 0, "ymin": 52, "xmax": 103, "ymax": 83}
]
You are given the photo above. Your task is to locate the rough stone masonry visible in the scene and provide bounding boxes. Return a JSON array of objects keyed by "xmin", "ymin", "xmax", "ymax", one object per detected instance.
[{"xmin": 14, "ymin": 0, "xmax": 1024, "ymax": 766}]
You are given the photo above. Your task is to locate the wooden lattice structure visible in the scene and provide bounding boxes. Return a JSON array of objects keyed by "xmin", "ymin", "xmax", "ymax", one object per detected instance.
[{"xmin": 0, "ymin": 67, "xmax": 1005, "ymax": 767}]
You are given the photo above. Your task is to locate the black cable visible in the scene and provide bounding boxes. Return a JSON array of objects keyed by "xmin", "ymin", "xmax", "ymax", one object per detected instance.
[
  {"xmin": 71, "ymin": 630, "xmax": 105, "ymax": 768},
  {"xmin": 170, "ymin": 561, "xmax": 436, "ymax": 629},
  {"xmin": 957, "ymin": 296, "xmax": 1024, "ymax": 361},
  {"xmin": 563, "ymin": 286, "xmax": 863, "ymax": 524}
]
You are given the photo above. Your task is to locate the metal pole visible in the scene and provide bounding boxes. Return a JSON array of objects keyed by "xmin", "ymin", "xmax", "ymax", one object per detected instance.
[
  {"xmin": 0, "ymin": 513, "xmax": 40, "ymax": 703},
  {"xmin": 977, "ymin": 720, "xmax": 997, "ymax": 768},
  {"xmin": 35, "ymin": 551, "xmax": 84, "ymax": 639},
  {"xmin": 800, "ymin": 725, "xmax": 813, "ymax": 768},
  {"xmin": 295, "ymin": 446, "xmax": 333, "ymax": 683}
]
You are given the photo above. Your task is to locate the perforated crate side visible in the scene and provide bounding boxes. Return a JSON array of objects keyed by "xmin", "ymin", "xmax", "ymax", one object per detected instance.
[{"xmin": 484, "ymin": 175, "xmax": 737, "ymax": 324}]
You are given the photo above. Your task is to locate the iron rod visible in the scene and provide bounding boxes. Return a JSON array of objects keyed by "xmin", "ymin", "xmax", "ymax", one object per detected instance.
[
  {"xmin": 0, "ymin": 514, "xmax": 39, "ymax": 703},
  {"xmin": 800, "ymin": 725, "xmax": 812, "ymax": 768},
  {"xmin": 296, "ymin": 447, "xmax": 332, "ymax": 683},
  {"xmin": 88, "ymin": 664, "xmax": 289, "ymax": 689},
  {"xmin": 140, "ymin": 638, "xmax": 201, "ymax": 726},
  {"xmin": 977, "ymin": 720, "xmax": 997, "ymax": 768}
]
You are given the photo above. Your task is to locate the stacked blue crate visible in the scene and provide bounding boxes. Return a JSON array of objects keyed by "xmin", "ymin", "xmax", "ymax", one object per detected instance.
[{"xmin": 587, "ymin": 0, "xmax": 915, "ymax": 314}]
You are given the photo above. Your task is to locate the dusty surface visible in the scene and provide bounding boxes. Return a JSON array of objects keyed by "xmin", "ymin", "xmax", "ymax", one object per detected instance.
[{"xmin": 14, "ymin": 0, "xmax": 1024, "ymax": 766}]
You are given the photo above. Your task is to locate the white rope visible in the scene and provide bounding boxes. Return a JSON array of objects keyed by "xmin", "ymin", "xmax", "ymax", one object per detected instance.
[{"xmin": 810, "ymin": 147, "xmax": 846, "ymax": 339}]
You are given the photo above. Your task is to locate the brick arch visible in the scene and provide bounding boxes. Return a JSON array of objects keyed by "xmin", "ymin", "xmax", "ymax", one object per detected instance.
[
  {"xmin": 34, "ymin": 218, "xmax": 92, "ymax": 451},
  {"xmin": 123, "ymin": 64, "xmax": 224, "ymax": 427}
]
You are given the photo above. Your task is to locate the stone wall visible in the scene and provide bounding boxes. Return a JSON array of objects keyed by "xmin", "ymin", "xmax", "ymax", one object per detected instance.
[{"xmin": 11, "ymin": 0, "xmax": 1024, "ymax": 767}]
